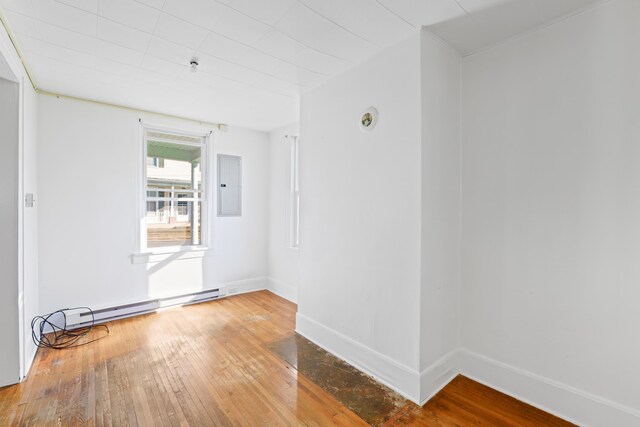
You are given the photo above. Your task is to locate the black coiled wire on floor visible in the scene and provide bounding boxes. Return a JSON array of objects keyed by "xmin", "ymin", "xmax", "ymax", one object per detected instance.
[{"xmin": 31, "ymin": 307, "xmax": 110, "ymax": 349}]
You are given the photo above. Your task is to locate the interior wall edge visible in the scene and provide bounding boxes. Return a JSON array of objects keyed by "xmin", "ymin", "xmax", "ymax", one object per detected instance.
[
  {"xmin": 295, "ymin": 312, "xmax": 422, "ymax": 404},
  {"xmin": 418, "ymin": 349, "xmax": 460, "ymax": 405},
  {"xmin": 266, "ymin": 278, "xmax": 298, "ymax": 304}
]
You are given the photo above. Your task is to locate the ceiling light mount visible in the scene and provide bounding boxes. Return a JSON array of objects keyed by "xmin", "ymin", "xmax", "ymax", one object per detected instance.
[{"xmin": 189, "ymin": 59, "xmax": 199, "ymax": 73}]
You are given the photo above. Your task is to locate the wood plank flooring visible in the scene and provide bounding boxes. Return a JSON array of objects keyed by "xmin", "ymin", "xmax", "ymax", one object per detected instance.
[{"xmin": 0, "ymin": 290, "xmax": 573, "ymax": 426}]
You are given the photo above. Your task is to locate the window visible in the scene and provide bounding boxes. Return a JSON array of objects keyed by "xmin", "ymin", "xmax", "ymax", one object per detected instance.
[
  {"xmin": 289, "ymin": 136, "xmax": 299, "ymax": 248},
  {"xmin": 141, "ymin": 127, "xmax": 209, "ymax": 251}
]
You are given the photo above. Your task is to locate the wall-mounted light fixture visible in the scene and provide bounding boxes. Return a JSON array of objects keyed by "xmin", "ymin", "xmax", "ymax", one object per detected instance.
[{"xmin": 360, "ymin": 107, "xmax": 378, "ymax": 132}]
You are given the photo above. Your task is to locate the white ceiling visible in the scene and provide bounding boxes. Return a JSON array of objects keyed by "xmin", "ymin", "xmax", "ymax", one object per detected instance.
[{"xmin": 0, "ymin": 0, "xmax": 601, "ymax": 131}]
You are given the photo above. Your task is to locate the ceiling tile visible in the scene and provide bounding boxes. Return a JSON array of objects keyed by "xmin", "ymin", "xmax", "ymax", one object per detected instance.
[
  {"xmin": 154, "ymin": 13, "xmax": 209, "ymax": 49},
  {"xmin": 135, "ymin": 0, "xmax": 165, "ymax": 9},
  {"xmin": 0, "ymin": 0, "xmax": 37, "ymax": 15},
  {"xmin": 96, "ymin": 39, "xmax": 144, "ymax": 66},
  {"xmin": 97, "ymin": 17, "xmax": 151, "ymax": 52},
  {"xmin": 253, "ymin": 74, "xmax": 304, "ymax": 97},
  {"xmin": 97, "ymin": 0, "xmax": 160, "ymax": 33},
  {"xmin": 28, "ymin": 51, "xmax": 298, "ymax": 131},
  {"xmin": 270, "ymin": 61, "xmax": 326, "ymax": 87},
  {"xmin": 212, "ymin": 7, "xmax": 270, "ymax": 45},
  {"xmin": 5, "ymin": 11, "xmax": 42, "ymax": 39},
  {"xmin": 32, "ymin": 0, "xmax": 97, "ymax": 36},
  {"xmin": 19, "ymin": 35, "xmax": 96, "ymax": 68},
  {"xmin": 229, "ymin": 0, "xmax": 297, "ymax": 25},
  {"xmin": 196, "ymin": 54, "xmax": 264, "ymax": 85},
  {"xmin": 38, "ymin": 21, "xmax": 97, "ymax": 54},
  {"xmin": 377, "ymin": 0, "xmax": 465, "ymax": 28},
  {"xmin": 237, "ymin": 48, "xmax": 327, "ymax": 86},
  {"xmin": 455, "ymin": 0, "xmax": 512, "ymax": 13},
  {"xmin": 26, "ymin": 54, "xmax": 123, "ymax": 91},
  {"xmin": 274, "ymin": 2, "xmax": 377, "ymax": 61},
  {"xmin": 236, "ymin": 48, "xmax": 286, "ymax": 75},
  {"xmin": 140, "ymin": 54, "xmax": 190, "ymax": 78},
  {"xmin": 162, "ymin": 0, "xmax": 224, "ymax": 30},
  {"xmin": 56, "ymin": 0, "xmax": 98, "ymax": 14},
  {"xmin": 254, "ymin": 28, "xmax": 351, "ymax": 75},
  {"xmin": 198, "ymin": 31, "xmax": 249, "ymax": 62},
  {"xmin": 299, "ymin": 0, "xmax": 414, "ymax": 46},
  {"xmin": 146, "ymin": 36, "xmax": 196, "ymax": 65}
]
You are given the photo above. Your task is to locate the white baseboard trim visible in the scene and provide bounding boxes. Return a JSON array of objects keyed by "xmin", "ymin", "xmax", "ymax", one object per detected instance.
[
  {"xmin": 21, "ymin": 342, "xmax": 38, "ymax": 381},
  {"xmin": 221, "ymin": 277, "xmax": 268, "ymax": 296},
  {"xmin": 285, "ymin": 322, "xmax": 640, "ymax": 426},
  {"xmin": 266, "ymin": 277, "xmax": 297, "ymax": 303},
  {"xmin": 295, "ymin": 312, "xmax": 422, "ymax": 403},
  {"xmin": 419, "ymin": 350, "xmax": 460, "ymax": 405},
  {"xmin": 460, "ymin": 349, "xmax": 640, "ymax": 427}
]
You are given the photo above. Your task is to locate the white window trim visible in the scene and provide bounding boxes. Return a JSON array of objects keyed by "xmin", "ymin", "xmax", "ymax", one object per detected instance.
[{"xmin": 132, "ymin": 121, "xmax": 215, "ymax": 262}]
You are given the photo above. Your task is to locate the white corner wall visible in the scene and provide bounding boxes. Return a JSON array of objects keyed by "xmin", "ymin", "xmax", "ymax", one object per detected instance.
[
  {"xmin": 21, "ymin": 80, "xmax": 38, "ymax": 378},
  {"xmin": 418, "ymin": 30, "xmax": 461, "ymax": 403},
  {"xmin": 37, "ymin": 95, "xmax": 269, "ymax": 313},
  {"xmin": 267, "ymin": 123, "xmax": 300, "ymax": 303},
  {"xmin": 297, "ymin": 34, "xmax": 424, "ymax": 401},
  {"xmin": 460, "ymin": 0, "xmax": 640, "ymax": 425}
]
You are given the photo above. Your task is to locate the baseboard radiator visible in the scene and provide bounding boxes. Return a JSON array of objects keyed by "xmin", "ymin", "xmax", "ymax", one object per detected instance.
[{"xmin": 63, "ymin": 288, "xmax": 226, "ymax": 329}]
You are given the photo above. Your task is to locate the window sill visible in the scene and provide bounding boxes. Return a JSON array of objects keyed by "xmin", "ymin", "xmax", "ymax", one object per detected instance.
[{"xmin": 131, "ymin": 246, "xmax": 213, "ymax": 264}]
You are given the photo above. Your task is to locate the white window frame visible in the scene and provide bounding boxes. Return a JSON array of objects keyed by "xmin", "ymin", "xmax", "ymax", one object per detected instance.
[
  {"xmin": 289, "ymin": 135, "xmax": 300, "ymax": 248},
  {"xmin": 134, "ymin": 122, "xmax": 214, "ymax": 260}
]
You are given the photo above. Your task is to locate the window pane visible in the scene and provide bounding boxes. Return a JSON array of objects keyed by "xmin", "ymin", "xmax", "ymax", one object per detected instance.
[
  {"xmin": 147, "ymin": 139, "xmax": 202, "ymax": 191},
  {"xmin": 147, "ymin": 201, "xmax": 201, "ymax": 248}
]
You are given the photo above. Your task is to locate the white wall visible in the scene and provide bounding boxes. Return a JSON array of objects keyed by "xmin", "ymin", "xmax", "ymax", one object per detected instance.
[
  {"xmin": 37, "ymin": 95, "xmax": 269, "ymax": 313},
  {"xmin": 419, "ymin": 30, "xmax": 461, "ymax": 399},
  {"xmin": 21, "ymin": 80, "xmax": 38, "ymax": 378},
  {"xmin": 297, "ymin": 34, "xmax": 424, "ymax": 400},
  {"xmin": 0, "ymin": 77, "xmax": 20, "ymax": 387},
  {"xmin": 267, "ymin": 123, "xmax": 300, "ymax": 303},
  {"xmin": 460, "ymin": 0, "xmax": 640, "ymax": 424}
]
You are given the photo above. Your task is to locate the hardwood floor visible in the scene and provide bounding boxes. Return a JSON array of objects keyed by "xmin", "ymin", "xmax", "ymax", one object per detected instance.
[{"xmin": 0, "ymin": 291, "xmax": 573, "ymax": 426}]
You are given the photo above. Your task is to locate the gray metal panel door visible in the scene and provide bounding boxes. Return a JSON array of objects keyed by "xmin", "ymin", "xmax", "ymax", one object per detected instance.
[{"xmin": 217, "ymin": 154, "xmax": 241, "ymax": 216}]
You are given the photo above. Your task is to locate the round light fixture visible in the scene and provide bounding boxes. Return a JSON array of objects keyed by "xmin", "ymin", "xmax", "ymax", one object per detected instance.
[
  {"xmin": 189, "ymin": 59, "xmax": 199, "ymax": 73},
  {"xmin": 359, "ymin": 107, "xmax": 378, "ymax": 132}
]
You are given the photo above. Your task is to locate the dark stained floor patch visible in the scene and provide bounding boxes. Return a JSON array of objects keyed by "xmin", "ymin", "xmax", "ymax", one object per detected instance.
[{"xmin": 268, "ymin": 333, "xmax": 412, "ymax": 426}]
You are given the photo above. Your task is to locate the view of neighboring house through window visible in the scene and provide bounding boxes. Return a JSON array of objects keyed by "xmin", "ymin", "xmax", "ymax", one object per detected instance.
[{"xmin": 143, "ymin": 128, "xmax": 207, "ymax": 249}]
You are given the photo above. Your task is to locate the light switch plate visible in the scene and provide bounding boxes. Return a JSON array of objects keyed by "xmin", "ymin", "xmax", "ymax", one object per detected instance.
[{"xmin": 25, "ymin": 193, "xmax": 34, "ymax": 208}]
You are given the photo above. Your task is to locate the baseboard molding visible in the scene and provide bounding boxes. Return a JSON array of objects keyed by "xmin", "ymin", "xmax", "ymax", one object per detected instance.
[
  {"xmin": 266, "ymin": 277, "xmax": 297, "ymax": 303},
  {"xmin": 21, "ymin": 341, "xmax": 38, "ymax": 381},
  {"xmin": 419, "ymin": 350, "xmax": 460, "ymax": 405},
  {"xmin": 295, "ymin": 312, "xmax": 422, "ymax": 403},
  {"xmin": 460, "ymin": 349, "xmax": 640, "ymax": 427},
  {"xmin": 222, "ymin": 277, "xmax": 268, "ymax": 296},
  {"xmin": 285, "ymin": 323, "xmax": 640, "ymax": 426}
]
